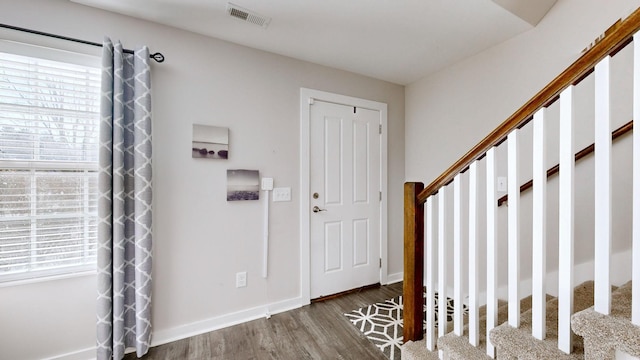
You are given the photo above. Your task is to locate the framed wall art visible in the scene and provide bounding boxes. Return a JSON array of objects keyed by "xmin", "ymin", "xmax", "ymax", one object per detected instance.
[
  {"xmin": 192, "ymin": 124, "xmax": 229, "ymax": 159},
  {"xmin": 227, "ymin": 169, "xmax": 260, "ymax": 201}
]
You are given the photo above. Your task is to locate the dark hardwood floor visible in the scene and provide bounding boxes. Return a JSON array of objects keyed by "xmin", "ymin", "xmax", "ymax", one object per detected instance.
[{"xmin": 124, "ymin": 282, "xmax": 403, "ymax": 360}]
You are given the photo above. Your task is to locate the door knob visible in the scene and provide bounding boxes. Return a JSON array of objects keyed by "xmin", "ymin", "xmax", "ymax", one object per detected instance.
[{"xmin": 313, "ymin": 206, "xmax": 327, "ymax": 213}]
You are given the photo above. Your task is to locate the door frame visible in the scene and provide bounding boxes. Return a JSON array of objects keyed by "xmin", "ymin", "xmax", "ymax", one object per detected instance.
[{"xmin": 299, "ymin": 88, "xmax": 388, "ymax": 305}]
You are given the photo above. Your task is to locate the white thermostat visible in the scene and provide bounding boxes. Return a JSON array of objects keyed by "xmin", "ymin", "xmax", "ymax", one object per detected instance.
[{"xmin": 261, "ymin": 177, "xmax": 274, "ymax": 191}]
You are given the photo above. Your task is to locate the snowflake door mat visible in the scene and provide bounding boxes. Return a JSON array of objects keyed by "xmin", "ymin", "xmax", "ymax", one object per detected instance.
[{"xmin": 344, "ymin": 293, "xmax": 466, "ymax": 360}]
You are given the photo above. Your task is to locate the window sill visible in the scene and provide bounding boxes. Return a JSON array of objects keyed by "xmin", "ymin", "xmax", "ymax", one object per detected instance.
[{"xmin": 0, "ymin": 269, "xmax": 97, "ymax": 288}]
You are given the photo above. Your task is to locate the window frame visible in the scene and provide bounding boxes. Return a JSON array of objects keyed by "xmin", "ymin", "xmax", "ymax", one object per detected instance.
[{"xmin": 0, "ymin": 38, "xmax": 101, "ymax": 284}]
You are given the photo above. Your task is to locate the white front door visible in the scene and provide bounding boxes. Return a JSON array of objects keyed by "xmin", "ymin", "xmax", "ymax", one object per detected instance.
[{"xmin": 309, "ymin": 100, "xmax": 381, "ymax": 299}]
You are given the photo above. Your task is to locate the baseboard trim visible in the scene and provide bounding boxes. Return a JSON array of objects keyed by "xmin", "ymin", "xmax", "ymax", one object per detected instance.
[
  {"xmin": 385, "ymin": 272, "xmax": 403, "ymax": 285},
  {"xmin": 43, "ymin": 347, "xmax": 94, "ymax": 360},
  {"xmin": 150, "ymin": 296, "xmax": 304, "ymax": 347},
  {"xmin": 41, "ymin": 296, "xmax": 306, "ymax": 360}
]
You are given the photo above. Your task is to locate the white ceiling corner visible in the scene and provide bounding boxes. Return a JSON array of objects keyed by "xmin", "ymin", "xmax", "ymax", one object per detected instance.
[
  {"xmin": 69, "ymin": 0, "xmax": 556, "ymax": 85},
  {"xmin": 491, "ymin": 0, "xmax": 558, "ymax": 26}
]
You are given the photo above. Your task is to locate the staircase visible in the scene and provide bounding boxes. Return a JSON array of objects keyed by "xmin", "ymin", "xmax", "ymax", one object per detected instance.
[
  {"xmin": 489, "ymin": 281, "xmax": 598, "ymax": 359},
  {"xmin": 402, "ymin": 282, "xmax": 639, "ymax": 359},
  {"xmin": 573, "ymin": 281, "xmax": 640, "ymax": 359},
  {"xmin": 436, "ymin": 299, "xmax": 510, "ymax": 359},
  {"xmin": 401, "ymin": 6, "xmax": 640, "ymax": 360}
]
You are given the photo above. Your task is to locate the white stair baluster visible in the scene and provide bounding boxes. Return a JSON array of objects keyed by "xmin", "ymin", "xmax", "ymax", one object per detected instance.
[
  {"xmin": 425, "ymin": 195, "xmax": 436, "ymax": 351},
  {"xmin": 453, "ymin": 174, "xmax": 464, "ymax": 336},
  {"xmin": 558, "ymin": 86, "xmax": 575, "ymax": 354},
  {"xmin": 469, "ymin": 161, "xmax": 479, "ymax": 347},
  {"xmin": 486, "ymin": 147, "xmax": 498, "ymax": 358},
  {"xmin": 595, "ymin": 56, "xmax": 612, "ymax": 315},
  {"xmin": 633, "ymin": 32, "xmax": 640, "ymax": 327},
  {"xmin": 438, "ymin": 187, "xmax": 448, "ymax": 359},
  {"xmin": 508, "ymin": 129, "xmax": 521, "ymax": 328},
  {"xmin": 532, "ymin": 108, "xmax": 547, "ymax": 340}
]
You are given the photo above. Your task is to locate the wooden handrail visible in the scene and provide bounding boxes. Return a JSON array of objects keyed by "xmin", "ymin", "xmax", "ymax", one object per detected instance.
[
  {"xmin": 497, "ymin": 120, "xmax": 633, "ymax": 206},
  {"xmin": 417, "ymin": 7, "xmax": 640, "ymax": 205},
  {"xmin": 404, "ymin": 8, "xmax": 640, "ymax": 344}
]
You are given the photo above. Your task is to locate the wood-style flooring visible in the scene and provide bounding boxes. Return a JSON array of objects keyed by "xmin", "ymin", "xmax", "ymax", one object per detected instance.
[{"xmin": 124, "ymin": 282, "xmax": 403, "ymax": 360}]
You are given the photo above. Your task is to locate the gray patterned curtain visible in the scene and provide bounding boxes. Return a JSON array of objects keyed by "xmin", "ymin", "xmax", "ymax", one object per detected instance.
[{"xmin": 96, "ymin": 39, "xmax": 153, "ymax": 360}]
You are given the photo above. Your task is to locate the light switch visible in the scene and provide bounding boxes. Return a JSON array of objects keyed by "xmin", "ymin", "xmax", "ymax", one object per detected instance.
[
  {"xmin": 497, "ymin": 176, "xmax": 507, "ymax": 192},
  {"xmin": 273, "ymin": 187, "xmax": 291, "ymax": 202}
]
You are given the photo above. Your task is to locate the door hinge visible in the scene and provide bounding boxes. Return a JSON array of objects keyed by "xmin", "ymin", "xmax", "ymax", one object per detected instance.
[
  {"xmin": 379, "ymin": 258, "xmax": 382, "ymax": 268},
  {"xmin": 379, "ymin": 191, "xmax": 382, "ymax": 201},
  {"xmin": 309, "ymin": 97, "xmax": 315, "ymax": 105},
  {"xmin": 379, "ymin": 124, "xmax": 382, "ymax": 134}
]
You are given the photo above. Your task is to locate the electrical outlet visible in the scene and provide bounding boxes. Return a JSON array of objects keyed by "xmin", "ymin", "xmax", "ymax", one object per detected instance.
[{"xmin": 236, "ymin": 271, "xmax": 247, "ymax": 288}]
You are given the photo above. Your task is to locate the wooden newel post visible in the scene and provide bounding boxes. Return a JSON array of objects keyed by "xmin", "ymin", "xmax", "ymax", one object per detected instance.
[{"xmin": 403, "ymin": 182, "xmax": 424, "ymax": 342}]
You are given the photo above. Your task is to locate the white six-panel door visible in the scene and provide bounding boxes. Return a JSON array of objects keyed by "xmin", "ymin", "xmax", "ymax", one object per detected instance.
[{"xmin": 309, "ymin": 100, "xmax": 381, "ymax": 299}]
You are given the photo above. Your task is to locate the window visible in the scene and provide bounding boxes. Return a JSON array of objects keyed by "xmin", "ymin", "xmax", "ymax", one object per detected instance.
[{"xmin": 0, "ymin": 47, "xmax": 101, "ymax": 283}]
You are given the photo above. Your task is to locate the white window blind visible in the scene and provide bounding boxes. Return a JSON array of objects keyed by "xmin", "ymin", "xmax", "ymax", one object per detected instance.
[{"xmin": 0, "ymin": 49, "xmax": 101, "ymax": 283}]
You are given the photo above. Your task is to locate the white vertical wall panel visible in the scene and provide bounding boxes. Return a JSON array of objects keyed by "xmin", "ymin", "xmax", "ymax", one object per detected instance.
[
  {"xmin": 558, "ymin": 86, "xmax": 575, "ymax": 354},
  {"xmin": 438, "ymin": 188, "xmax": 448, "ymax": 341},
  {"xmin": 532, "ymin": 109, "xmax": 547, "ymax": 340},
  {"xmin": 508, "ymin": 129, "xmax": 521, "ymax": 328},
  {"xmin": 633, "ymin": 33, "xmax": 640, "ymax": 327},
  {"xmin": 486, "ymin": 147, "xmax": 497, "ymax": 359},
  {"xmin": 453, "ymin": 174, "xmax": 464, "ymax": 336},
  {"xmin": 594, "ymin": 56, "xmax": 612, "ymax": 315},
  {"xmin": 468, "ymin": 161, "xmax": 479, "ymax": 347},
  {"xmin": 425, "ymin": 196, "xmax": 436, "ymax": 351}
]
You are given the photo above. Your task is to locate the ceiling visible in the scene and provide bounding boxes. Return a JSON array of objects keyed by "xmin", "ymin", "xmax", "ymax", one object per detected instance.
[{"xmin": 70, "ymin": 0, "xmax": 557, "ymax": 85}]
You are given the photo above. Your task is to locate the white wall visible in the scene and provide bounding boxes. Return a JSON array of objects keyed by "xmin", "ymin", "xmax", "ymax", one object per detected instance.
[
  {"xmin": 406, "ymin": 0, "xmax": 640, "ymax": 299},
  {"xmin": 0, "ymin": 1, "xmax": 405, "ymax": 359},
  {"xmin": 406, "ymin": 0, "xmax": 640, "ymax": 183}
]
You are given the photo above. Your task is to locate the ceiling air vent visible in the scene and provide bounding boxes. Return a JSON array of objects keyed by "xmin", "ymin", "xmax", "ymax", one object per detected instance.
[{"xmin": 226, "ymin": 3, "xmax": 271, "ymax": 29}]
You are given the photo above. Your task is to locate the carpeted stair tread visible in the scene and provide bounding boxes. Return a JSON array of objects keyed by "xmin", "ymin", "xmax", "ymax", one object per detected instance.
[
  {"xmin": 400, "ymin": 339, "xmax": 440, "ymax": 360},
  {"xmin": 572, "ymin": 281, "xmax": 640, "ymax": 359},
  {"xmin": 438, "ymin": 300, "xmax": 509, "ymax": 359},
  {"xmin": 490, "ymin": 280, "xmax": 600, "ymax": 359},
  {"xmin": 401, "ymin": 301, "xmax": 507, "ymax": 360},
  {"xmin": 437, "ymin": 297, "xmax": 534, "ymax": 360},
  {"xmin": 403, "ymin": 281, "xmax": 626, "ymax": 360}
]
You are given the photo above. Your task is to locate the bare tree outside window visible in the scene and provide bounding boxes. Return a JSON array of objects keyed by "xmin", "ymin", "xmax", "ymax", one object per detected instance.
[{"xmin": 0, "ymin": 51, "xmax": 100, "ymax": 280}]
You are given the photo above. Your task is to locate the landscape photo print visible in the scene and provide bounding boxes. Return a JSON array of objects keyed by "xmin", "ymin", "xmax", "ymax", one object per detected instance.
[
  {"xmin": 227, "ymin": 169, "xmax": 260, "ymax": 201},
  {"xmin": 192, "ymin": 124, "xmax": 229, "ymax": 159}
]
